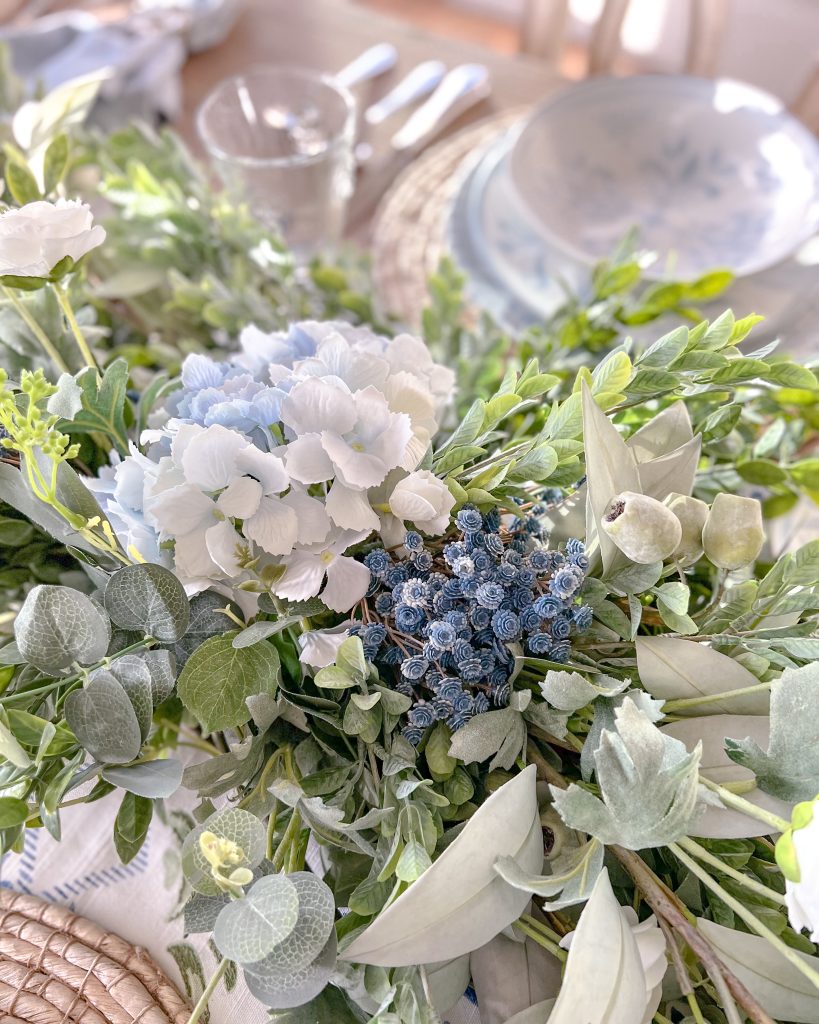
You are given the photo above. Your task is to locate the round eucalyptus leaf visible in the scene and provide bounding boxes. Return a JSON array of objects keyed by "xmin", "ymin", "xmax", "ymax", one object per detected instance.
[
  {"xmin": 181, "ymin": 807, "xmax": 267, "ymax": 896},
  {"xmin": 141, "ymin": 649, "xmax": 176, "ymax": 705},
  {"xmin": 104, "ymin": 563, "xmax": 190, "ymax": 642},
  {"xmin": 244, "ymin": 929, "xmax": 337, "ymax": 1009},
  {"xmin": 172, "ymin": 590, "xmax": 241, "ymax": 669},
  {"xmin": 213, "ymin": 873, "xmax": 300, "ymax": 964},
  {"xmin": 15, "ymin": 585, "xmax": 111, "ymax": 673},
  {"xmin": 64, "ymin": 672, "xmax": 142, "ymax": 764},
  {"xmin": 263, "ymin": 872, "xmax": 336, "ymax": 972},
  {"xmin": 99, "ymin": 655, "xmax": 152, "ymax": 740}
]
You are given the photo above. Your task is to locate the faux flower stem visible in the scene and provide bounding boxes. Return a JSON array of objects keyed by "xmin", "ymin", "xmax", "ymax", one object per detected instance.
[
  {"xmin": 272, "ymin": 809, "xmax": 302, "ymax": 872},
  {"xmin": 664, "ymin": 680, "xmax": 772, "ymax": 713},
  {"xmin": 512, "ymin": 919, "xmax": 567, "ymax": 962},
  {"xmin": 669, "ymin": 842, "xmax": 819, "ymax": 993},
  {"xmin": 54, "ymin": 282, "xmax": 98, "ymax": 371},
  {"xmin": 2, "ymin": 287, "xmax": 69, "ymax": 373},
  {"xmin": 610, "ymin": 845, "xmax": 775, "ymax": 1024},
  {"xmin": 186, "ymin": 956, "xmax": 231, "ymax": 1024},
  {"xmin": 698, "ymin": 777, "xmax": 791, "ymax": 833},
  {"xmin": 686, "ymin": 992, "xmax": 707, "ymax": 1024},
  {"xmin": 678, "ymin": 836, "xmax": 786, "ymax": 907},
  {"xmin": 0, "ymin": 638, "xmax": 154, "ymax": 706}
]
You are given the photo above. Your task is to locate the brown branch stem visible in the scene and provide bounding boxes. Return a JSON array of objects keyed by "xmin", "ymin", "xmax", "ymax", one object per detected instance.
[{"xmin": 526, "ymin": 736, "xmax": 776, "ymax": 1024}]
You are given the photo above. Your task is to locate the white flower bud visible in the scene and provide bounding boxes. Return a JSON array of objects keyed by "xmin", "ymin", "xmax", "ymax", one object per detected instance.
[
  {"xmin": 667, "ymin": 493, "xmax": 709, "ymax": 565},
  {"xmin": 600, "ymin": 491, "xmax": 682, "ymax": 564},
  {"xmin": 702, "ymin": 493, "xmax": 764, "ymax": 570}
]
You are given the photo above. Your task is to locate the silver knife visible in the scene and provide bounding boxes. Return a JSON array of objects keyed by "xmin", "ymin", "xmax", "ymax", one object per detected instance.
[{"xmin": 346, "ymin": 63, "xmax": 491, "ymax": 231}]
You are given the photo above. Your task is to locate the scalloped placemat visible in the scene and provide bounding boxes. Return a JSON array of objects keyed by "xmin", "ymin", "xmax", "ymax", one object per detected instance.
[
  {"xmin": 0, "ymin": 889, "xmax": 191, "ymax": 1024},
  {"xmin": 371, "ymin": 108, "xmax": 527, "ymax": 326}
]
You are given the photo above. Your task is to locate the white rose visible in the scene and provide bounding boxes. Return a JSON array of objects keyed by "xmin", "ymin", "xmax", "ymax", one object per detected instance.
[
  {"xmin": 388, "ymin": 469, "xmax": 455, "ymax": 536},
  {"xmin": 779, "ymin": 799, "xmax": 819, "ymax": 941},
  {"xmin": 0, "ymin": 198, "xmax": 105, "ymax": 278}
]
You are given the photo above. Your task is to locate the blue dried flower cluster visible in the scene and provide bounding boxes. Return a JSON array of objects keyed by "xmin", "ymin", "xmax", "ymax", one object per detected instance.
[{"xmin": 353, "ymin": 505, "xmax": 591, "ymax": 746}]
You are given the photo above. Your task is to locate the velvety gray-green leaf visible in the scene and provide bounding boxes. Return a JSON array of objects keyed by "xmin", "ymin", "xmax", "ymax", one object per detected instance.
[
  {"xmin": 725, "ymin": 662, "xmax": 819, "ymax": 802},
  {"xmin": 102, "ymin": 758, "xmax": 183, "ymax": 798}
]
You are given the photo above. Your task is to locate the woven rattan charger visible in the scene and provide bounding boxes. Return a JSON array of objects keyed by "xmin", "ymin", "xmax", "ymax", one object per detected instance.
[
  {"xmin": 371, "ymin": 108, "xmax": 527, "ymax": 326},
  {"xmin": 0, "ymin": 889, "xmax": 190, "ymax": 1024}
]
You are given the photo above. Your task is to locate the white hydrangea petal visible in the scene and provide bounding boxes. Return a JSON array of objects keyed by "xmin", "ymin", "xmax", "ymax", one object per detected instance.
[
  {"xmin": 180, "ymin": 423, "xmax": 250, "ymax": 492},
  {"xmin": 321, "ymin": 555, "xmax": 371, "ymax": 612},
  {"xmin": 327, "ymin": 528, "xmax": 371, "ymax": 555},
  {"xmin": 216, "ymin": 476, "xmax": 263, "ymax": 519},
  {"xmin": 147, "ymin": 483, "xmax": 214, "ymax": 538},
  {"xmin": 282, "ymin": 486, "xmax": 332, "ymax": 546},
  {"xmin": 275, "ymin": 552, "xmax": 327, "ymax": 602},
  {"xmin": 285, "ymin": 434, "xmax": 334, "ymax": 484},
  {"xmin": 321, "ymin": 432, "xmax": 388, "ymax": 489},
  {"xmin": 206, "ymin": 520, "xmax": 247, "ymax": 576},
  {"xmin": 298, "ymin": 624, "xmax": 351, "ymax": 668},
  {"xmin": 181, "ymin": 353, "xmax": 225, "ymax": 391},
  {"xmin": 379, "ymin": 511, "xmax": 407, "ymax": 549},
  {"xmin": 326, "ymin": 480, "xmax": 380, "ymax": 532},
  {"xmin": 281, "ymin": 377, "xmax": 356, "ymax": 436},
  {"xmin": 372, "ymin": 412, "xmax": 413, "ymax": 471},
  {"xmin": 400, "ymin": 429, "xmax": 431, "ymax": 472},
  {"xmin": 244, "ymin": 496, "xmax": 299, "ymax": 556},
  {"xmin": 174, "ymin": 529, "xmax": 221, "ymax": 580},
  {"xmin": 235, "ymin": 445, "xmax": 290, "ymax": 495}
]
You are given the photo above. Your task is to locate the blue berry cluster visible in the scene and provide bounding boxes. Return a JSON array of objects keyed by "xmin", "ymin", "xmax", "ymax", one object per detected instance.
[{"xmin": 355, "ymin": 504, "xmax": 591, "ymax": 746}]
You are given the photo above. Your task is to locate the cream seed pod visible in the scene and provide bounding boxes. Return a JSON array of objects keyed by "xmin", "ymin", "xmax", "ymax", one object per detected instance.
[
  {"xmin": 600, "ymin": 491, "xmax": 682, "ymax": 564},
  {"xmin": 702, "ymin": 493, "xmax": 764, "ymax": 570},
  {"xmin": 667, "ymin": 493, "xmax": 709, "ymax": 565}
]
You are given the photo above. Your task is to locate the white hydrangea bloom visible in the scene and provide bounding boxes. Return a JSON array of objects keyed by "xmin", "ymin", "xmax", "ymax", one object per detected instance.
[{"xmin": 87, "ymin": 320, "xmax": 455, "ymax": 612}]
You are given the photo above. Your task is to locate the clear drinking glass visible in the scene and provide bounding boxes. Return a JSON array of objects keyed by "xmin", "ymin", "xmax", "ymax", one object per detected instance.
[{"xmin": 196, "ymin": 66, "xmax": 356, "ymax": 258}]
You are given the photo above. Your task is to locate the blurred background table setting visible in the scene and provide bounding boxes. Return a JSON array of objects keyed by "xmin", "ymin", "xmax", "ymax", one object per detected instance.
[{"xmin": 3, "ymin": 0, "xmax": 817, "ymax": 356}]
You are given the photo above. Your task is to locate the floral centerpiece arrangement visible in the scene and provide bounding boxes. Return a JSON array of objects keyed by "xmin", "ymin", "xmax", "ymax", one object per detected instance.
[{"xmin": 1, "ymin": 73, "xmax": 819, "ymax": 1024}]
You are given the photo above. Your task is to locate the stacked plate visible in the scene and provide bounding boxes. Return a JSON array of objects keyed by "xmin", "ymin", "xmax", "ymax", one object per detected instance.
[{"xmin": 449, "ymin": 75, "xmax": 819, "ymax": 354}]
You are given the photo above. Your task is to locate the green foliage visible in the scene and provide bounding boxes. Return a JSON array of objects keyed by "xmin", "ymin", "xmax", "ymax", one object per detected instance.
[{"xmin": 177, "ymin": 632, "xmax": 281, "ymax": 734}]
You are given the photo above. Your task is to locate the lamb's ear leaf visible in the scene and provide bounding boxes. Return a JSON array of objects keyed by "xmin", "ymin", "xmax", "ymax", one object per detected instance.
[
  {"xmin": 636, "ymin": 434, "xmax": 701, "ymax": 501},
  {"xmin": 698, "ymin": 918, "xmax": 819, "ymax": 1022},
  {"xmin": 551, "ymin": 700, "xmax": 703, "ymax": 849},
  {"xmin": 725, "ymin": 662, "xmax": 819, "ymax": 802},
  {"xmin": 661, "ymin": 715, "xmax": 792, "ymax": 838},
  {"xmin": 580, "ymin": 382, "xmax": 639, "ymax": 573},
  {"xmin": 340, "ymin": 766, "xmax": 541, "ymax": 967},
  {"xmin": 470, "ymin": 927, "xmax": 562, "ymax": 1024}
]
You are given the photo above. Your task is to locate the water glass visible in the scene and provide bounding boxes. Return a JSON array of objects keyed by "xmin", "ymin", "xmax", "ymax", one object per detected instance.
[{"xmin": 196, "ymin": 66, "xmax": 356, "ymax": 257}]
